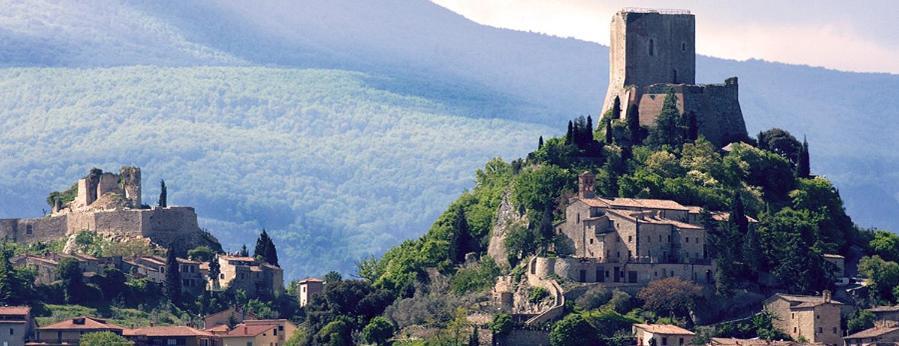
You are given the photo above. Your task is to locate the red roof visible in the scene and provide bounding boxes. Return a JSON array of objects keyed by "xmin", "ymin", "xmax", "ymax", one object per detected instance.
[
  {"xmin": 223, "ymin": 324, "xmax": 276, "ymax": 337},
  {"xmin": 124, "ymin": 326, "xmax": 213, "ymax": 337},
  {"xmin": 298, "ymin": 278, "xmax": 323, "ymax": 284},
  {"xmin": 0, "ymin": 306, "xmax": 31, "ymax": 316},
  {"xmin": 39, "ymin": 317, "xmax": 124, "ymax": 331}
]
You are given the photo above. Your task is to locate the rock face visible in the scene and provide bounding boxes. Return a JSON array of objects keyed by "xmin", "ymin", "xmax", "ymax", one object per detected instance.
[{"xmin": 486, "ymin": 192, "xmax": 527, "ymax": 268}]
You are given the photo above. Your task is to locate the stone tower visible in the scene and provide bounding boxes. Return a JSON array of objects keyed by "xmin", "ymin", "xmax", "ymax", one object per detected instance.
[
  {"xmin": 600, "ymin": 8, "xmax": 748, "ymax": 147},
  {"xmin": 603, "ymin": 8, "xmax": 695, "ymax": 114},
  {"xmin": 578, "ymin": 171, "xmax": 595, "ymax": 199},
  {"xmin": 120, "ymin": 166, "xmax": 141, "ymax": 207}
]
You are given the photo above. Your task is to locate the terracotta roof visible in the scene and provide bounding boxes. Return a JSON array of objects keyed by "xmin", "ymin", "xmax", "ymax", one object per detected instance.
[
  {"xmin": 605, "ymin": 209, "xmax": 704, "ymax": 230},
  {"xmin": 0, "ymin": 306, "xmax": 31, "ymax": 316},
  {"xmin": 634, "ymin": 324, "xmax": 695, "ymax": 335},
  {"xmin": 710, "ymin": 337, "xmax": 796, "ymax": 346},
  {"xmin": 221, "ymin": 256, "xmax": 257, "ymax": 262},
  {"xmin": 124, "ymin": 326, "xmax": 213, "ymax": 337},
  {"xmin": 204, "ymin": 324, "xmax": 230, "ymax": 333},
  {"xmin": 599, "ymin": 198, "xmax": 689, "ymax": 211},
  {"xmin": 299, "ymin": 278, "xmax": 323, "ymax": 284},
  {"xmin": 869, "ymin": 306, "xmax": 899, "ymax": 313},
  {"xmin": 771, "ymin": 293, "xmax": 844, "ymax": 306},
  {"xmin": 176, "ymin": 258, "xmax": 202, "ymax": 265},
  {"xmin": 139, "ymin": 256, "xmax": 166, "ymax": 266},
  {"xmin": 223, "ymin": 324, "xmax": 275, "ymax": 337},
  {"xmin": 39, "ymin": 317, "xmax": 124, "ymax": 331},
  {"xmin": 845, "ymin": 326, "xmax": 899, "ymax": 339}
]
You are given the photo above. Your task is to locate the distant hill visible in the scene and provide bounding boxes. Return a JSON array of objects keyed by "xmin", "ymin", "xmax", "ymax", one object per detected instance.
[{"xmin": 0, "ymin": 0, "xmax": 896, "ymax": 278}]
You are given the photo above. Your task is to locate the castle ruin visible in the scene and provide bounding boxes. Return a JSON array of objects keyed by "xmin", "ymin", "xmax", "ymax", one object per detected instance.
[
  {"xmin": 0, "ymin": 166, "xmax": 219, "ymax": 253},
  {"xmin": 602, "ymin": 8, "xmax": 748, "ymax": 146}
]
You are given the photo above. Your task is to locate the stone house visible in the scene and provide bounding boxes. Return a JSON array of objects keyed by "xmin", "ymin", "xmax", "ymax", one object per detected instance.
[
  {"xmin": 129, "ymin": 256, "xmax": 207, "ymax": 295},
  {"xmin": 0, "ymin": 306, "xmax": 34, "ymax": 346},
  {"xmin": 35, "ymin": 316, "xmax": 125, "ymax": 345},
  {"xmin": 844, "ymin": 321, "xmax": 899, "ymax": 346},
  {"xmin": 124, "ymin": 326, "xmax": 218, "ymax": 346},
  {"xmin": 202, "ymin": 307, "xmax": 256, "ymax": 330},
  {"xmin": 297, "ymin": 278, "xmax": 323, "ymax": 307},
  {"xmin": 868, "ymin": 306, "xmax": 899, "ymax": 322},
  {"xmin": 17, "ymin": 256, "xmax": 60, "ymax": 285},
  {"xmin": 633, "ymin": 324, "xmax": 695, "ymax": 346},
  {"xmin": 763, "ymin": 291, "xmax": 843, "ymax": 346},
  {"xmin": 551, "ymin": 172, "xmax": 714, "ymax": 286},
  {"xmin": 177, "ymin": 257, "xmax": 206, "ymax": 295},
  {"xmin": 219, "ymin": 320, "xmax": 296, "ymax": 346},
  {"xmin": 216, "ymin": 256, "xmax": 283, "ymax": 298}
]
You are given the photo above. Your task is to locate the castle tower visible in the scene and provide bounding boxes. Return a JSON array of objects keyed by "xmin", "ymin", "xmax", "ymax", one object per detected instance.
[
  {"xmin": 603, "ymin": 8, "xmax": 695, "ymax": 117},
  {"xmin": 120, "ymin": 166, "xmax": 141, "ymax": 207},
  {"xmin": 578, "ymin": 171, "xmax": 595, "ymax": 199}
]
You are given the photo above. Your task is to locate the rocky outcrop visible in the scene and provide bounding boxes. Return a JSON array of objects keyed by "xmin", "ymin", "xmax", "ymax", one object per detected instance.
[{"xmin": 486, "ymin": 192, "xmax": 527, "ymax": 268}]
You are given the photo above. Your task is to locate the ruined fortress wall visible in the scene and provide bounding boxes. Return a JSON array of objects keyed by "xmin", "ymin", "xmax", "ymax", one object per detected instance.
[
  {"xmin": 93, "ymin": 210, "xmax": 143, "ymax": 236},
  {"xmin": 96, "ymin": 173, "xmax": 119, "ymax": 199},
  {"xmin": 66, "ymin": 210, "xmax": 97, "ymax": 233},
  {"xmin": 0, "ymin": 216, "xmax": 68, "ymax": 243}
]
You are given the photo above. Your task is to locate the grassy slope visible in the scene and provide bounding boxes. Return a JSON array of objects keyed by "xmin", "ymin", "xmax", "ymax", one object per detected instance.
[{"xmin": 0, "ymin": 66, "xmax": 553, "ymax": 278}]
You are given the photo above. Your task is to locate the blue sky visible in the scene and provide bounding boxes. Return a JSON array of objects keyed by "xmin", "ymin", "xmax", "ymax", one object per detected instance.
[{"xmin": 432, "ymin": 0, "xmax": 899, "ymax": 74}]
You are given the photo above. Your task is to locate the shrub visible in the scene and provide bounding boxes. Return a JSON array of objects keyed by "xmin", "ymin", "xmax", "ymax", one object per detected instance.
[
  {"xmin": 80, "ymin": 331, "xmax": 132, "ymax": 346},
  {"xmin": 362, "ymin": 316, "xmax": 395, "ymax": 345},
  {"xmin": 490, "ymin": 313, "xmax": 513, "ymax": 336},
  {"xmin": 528, "ymin": 287, "xmax": 549, "ymax": 304}
]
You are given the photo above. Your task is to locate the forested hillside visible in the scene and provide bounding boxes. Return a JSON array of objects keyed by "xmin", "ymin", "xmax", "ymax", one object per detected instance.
[{"xmin": 0, "ymin": 0, "xmax": 896, "ymax": 279}]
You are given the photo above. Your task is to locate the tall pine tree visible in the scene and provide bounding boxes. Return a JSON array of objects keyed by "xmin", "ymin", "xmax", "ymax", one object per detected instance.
[
  {"xmin": 627, "ymin": 104, "xmax": 641, "ymax": 146},
  {"xmin": 165, "ymin": 248, "xmax": 181, "ymax": 306},
  {"xmin": 611, "ymin": 96, "xmax": 622, "ymax": 119},
  {"xmin": 158, "ymin": 179, "xmax": 167, "ymax": 208},
  {"xmin": 604, "ymin": 118, "xmax": 613, "ymax": 144},
  {"xmin": 565, "ymin": 121, "xmax": 574, "ymax": 145},
  {"xmin": 797, "ymin": 136, "xmax": 811, "ymax": 178},
  {"xmin": 686, "ymin": 111, "xmax": 698, "ymax": 142},
  {"xmin": 730, "ymin": 191, "xmax": 749, "ymax": 235},
  {"xmin": 239, "ymin": 244, "xmax": 249, "ymax": 257},
  {"xmin": 449, "ymin": 206, "xmax": 473, "ymax": 264},
  {"xmin": 647, "ymin": 89, "xmax": 684, "ymax": 147},
  {"xmin": 538, "ymin": 136, "xmax": 544, "ymax": 149},
  {"xmin": 208, "ymin": 254, "xmax": 221, "ymax": 290}
]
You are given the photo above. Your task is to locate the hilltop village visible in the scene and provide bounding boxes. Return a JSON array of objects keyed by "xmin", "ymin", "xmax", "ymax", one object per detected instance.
[{"xmin": 0, "ymin": 7, "xmax": 895, "ymax": 346}]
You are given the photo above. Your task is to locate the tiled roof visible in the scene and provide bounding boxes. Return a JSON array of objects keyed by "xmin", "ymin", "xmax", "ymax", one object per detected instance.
[
  {"xmin": 845, "ymin": 326, "xmax": 899, "ymax": 339},
  {"xmin": 0, "ymin": 306, "xmax": 31, "ymax": 316},
  {"xmin": 176, "ymin": 258, "xmax": 202, "ymax": 265},
  {"xmin": 599, "ymin": 198, "xmax": 690, "ymax": 211},
  {"xmin": 772, "ymin": 293, "xmax": 844, "ymax": 306},
  {"xmin": 204, "ymin": 324, "xmax": 230, "ymax": 333},
  {"xmin": 869, "ymin": 306, "xmax": 899, "ymax": 313},
  {"xmin": 221, "ymin": 255, "xmax": 257, "ymax": 262},
  {"xmin": 124, "ymin": 326, "xmax": 213, "ymax": 337},
  {"xmin": 39, "ymin": 317, "xmax": 124, "ymax": 331},
  {"xmin": 605, "ymin": 209, "xmax": 704, "ymax": 230},
  {"xmin": 634, "ymin": 324, "xmax": 695, "ymax": 335},
  {"xmin": 223, "ymin": 324, "xmax": 275, "ymax": 337},
  {"xmin": 299, "ymin": 278, "xmax": 323, "ymax": 284}
]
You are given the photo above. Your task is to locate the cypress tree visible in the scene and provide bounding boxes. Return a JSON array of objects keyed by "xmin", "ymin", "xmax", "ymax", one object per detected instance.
[
  {"xmin": 604, "ymin": 118, "xmax": 613, "ymax": 144},
  {"xmin": 730, "ymin": 191, "xmax": 748, "ymax": 235},
  {"xmin": 538, "ymin": 136, "xmax": 544, "ymax": 149},
  {"xmin": 627, "ymin": 104, "xmax": 641, "ymax": 145},
  {"xmin": 611, "ymin": 96, "xmax": 622, "ymax": 119},
  {"xmin": 208, "ymin": 254, "xmax": 221, "ymax": 290},
  {"xmin": 647, "ymin": 89, "xmax": 683, "ymax": 147},
  {"xmin": 158, "ymin": 179, "xmax": 167, "ymax": 208},
  {"xmin": 450, "ymin": 206, "xmax": 472, "ymax": 264},
  {"xmin": 239, "ymin": 244, "xmax": 249, "ymax": 257},
  {"xmin": 265, "ymin": 235, "xmax": 279, "ymax": 267},
  {"xmin": 165, "ymin": 248, "xmax": 181, "ymax": 306},
  {"xmin": 587, "ymin": 115, "xmax": 594, "ymax": 135},
  {"xmin": 254, "ymin": 229, "xmax": 269, "ymax": 259},
  {"xmin": 566, "ymin": 121, "xmax": 573, "ymax": 144},
  {"xmin": 686, "ymin": 111, "xmax": 698, "ymax": 142},
  {"xmin": 797, "ymin": 136, "xmax": 811, "ymax": 178}
]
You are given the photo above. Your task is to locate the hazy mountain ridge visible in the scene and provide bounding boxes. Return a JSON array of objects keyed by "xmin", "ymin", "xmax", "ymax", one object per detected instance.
[{"xmin": 0, "ymin": 0, "xmax": 896, "ymax": 278}]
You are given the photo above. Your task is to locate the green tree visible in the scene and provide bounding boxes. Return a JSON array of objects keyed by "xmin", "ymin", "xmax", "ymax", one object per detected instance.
[
  {"xmin": 685, "ymin": 111, "xmax": 698, "ymax": 142},
  {"xmin": 164, "ymin": 249, "xmax": 181, "ymax": 306},
  {"xmin": 796, "ymin": 136, "xmax": 810, "ymax": 178},
  {"xmin": 323, "ymin": 271, "xmax": 343, "ymax": 284},
  {"xmin": 757, "ymin": 128, "xmax": 802, "ymax": 165},
  {"xmin": 730, "ymin": 191, "xmax": 748, "ymax": 234},
  {"xmin": 647, "ymin": 89, "xmax": 684, "ymax": 147},
  {"xmin": 94, "ymin": 267, "xmax": 127, "ymax": 301},
  {"xmin": 759, "ymin": 208, "xmax": 833, "ymax": 294},
  {"xmin": 362, "ymin": 316, "xmax": 395, "ymax": 345},
  {"xmin": 80, "ymin": 331, "xmax": 132, "ymax": 346},
  {"xmin": 627, "ymin": 104, "xmax": 641, "ymax": 145},
  {"xmin": 58, "ymin": 258, "xmax": 85, "ymax": 303},
  {"xmin": 449, "ymin": 205, "xmax": 474, "ymax": 264},
  {"xmin": 208, "ymin": 255, "xmax": 221, "ymax": 290},
  {"xmin": 859, "ymin": 256, "xmax": 899, "ymax": 303},
  {"xmin": 538, "ymin": 136, "xmax": 544, "ymax": 149},
  {"xmin": 313, "ymin": 317, "xmax": 353, "ymax": 346},
  {"xmin": 611, "ymin": 96, "xmax": 622, "ymax": 119},
  {"xmin": 549, "ymin": 313, "xmax": 598, "ymax": 346},
  {"xmin": 846, "ymin": 309, "xmax": 875, "ymax": 334},
  {"xmin": 158, "ymin": 179, "xmax": 167, "ymax": 208},
  {"xmin": 238, "ymin": 244, "xmax": 249, "ymax": 257},
  {"xmin": 869, "ymin": 230, "xmax": 899, "ymax": 261},
  {"xmin": 0, "ymin": 247, "xmax": 33, "ymax": 305},
  {"xmin": 490, "ymin": 313, "xmax": 513, "ymax": 336},
  {"xmin": 187, "ymin": 246, "xmax": 215, "ymax": 262},
  {"xmin": 253, "ymin": 229, "xmax": 279, "ymax": 266},
  {"xmin": 605, "ymin": 118, "xmax": 614, "ymax": 144}
]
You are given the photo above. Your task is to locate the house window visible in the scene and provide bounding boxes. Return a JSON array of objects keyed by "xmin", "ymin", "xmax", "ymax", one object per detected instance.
[
  {"xmin": 590, "ymin": 239, "xmax": 594, "ymax": 244},
  {"xmin": 26, "ymin": 225, "xmax": 33, "ymax": 235},
  {"xmin": 794, "ymin": 327, "xmax": 797, "ymax": 333},
  {"xmin": 791, "ymin": 313, "xmax": 795, "ymax": 319},
  {"xmin": 662, "ymin": 337, "xmax": 668, "ymax": 346},
  {"xmin": 679, "ymin": 338, "xmax": 684, "ymax": 345},
  {"xmin": 247, "ymin": 343, "xmax": 253, "ymax": 346},
  {"xmin": 649, "ymin": 39, "xmax": 655, "ymax": 56},
  {"xmin": 628, "ymin": 236, "xmax": 633, "ymax": 242},
  {"xmin": 817, "ymin": 315, "xmax": 820, "ymax": 319},
  {"xmin": 685, "ymin": 237, "xmax": 689, "ymax": 243},
  {"xmin": 274, "ymin": 329, "xmax": 278, "ymax": 336},
  {"xmin": 681, "ymin": 42, "xmax": 687, "ymax": 52},
  {"xmin": 167, "ymin": 339, "xmax": 177, "ymax": 345},
  {"xmin": 8, "ymin": 328, "xmax": 13, "ymax": 335},
  {"xmin": 577, "ymin": 213, "xmax": 580, "ymax": 223},
  {"xmin": 818, "ymin": 327, "xmax": 822, "ymax": 334},
  {"xmin": 833, "ymin": 327, "xmax": 837, "ymax": 334}
]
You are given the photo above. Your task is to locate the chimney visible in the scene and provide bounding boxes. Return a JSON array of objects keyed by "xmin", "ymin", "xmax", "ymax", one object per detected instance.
[
  {"xmin": 822, "ymin": 290, "xmax": 831, "ymax": 303},
  {"xmin": 578, "ymin": 171, "xmax": 596, "ymax": 199}
]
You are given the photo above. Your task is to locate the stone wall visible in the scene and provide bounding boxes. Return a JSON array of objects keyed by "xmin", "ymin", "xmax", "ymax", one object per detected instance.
[{"xmin": 532, "ymin": 256, "xmax": 714, "ymax": 286}]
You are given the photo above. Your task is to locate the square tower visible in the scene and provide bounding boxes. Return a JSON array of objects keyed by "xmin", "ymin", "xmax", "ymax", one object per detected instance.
[{"xmin": 603, "ymin": 8, "xmax": 695, "ymax": 114}]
